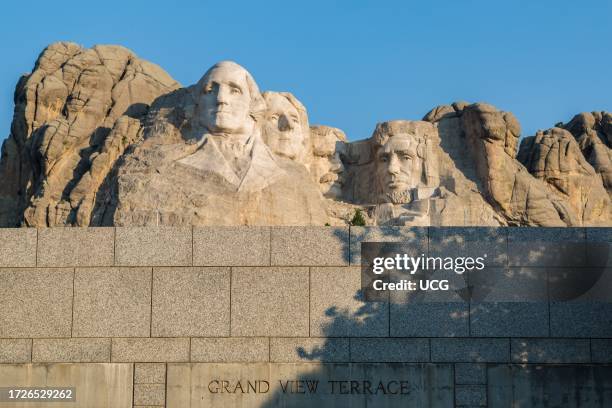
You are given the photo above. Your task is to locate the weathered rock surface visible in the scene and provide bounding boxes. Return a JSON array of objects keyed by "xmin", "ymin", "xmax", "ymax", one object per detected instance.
[
  {"xmin": 92, "ymin": 61, "xmax": 329, "ymax": 226},
  {"xmin": 518, "ymin": 128, "xmax": 610, "ymax": 225},
  {"xmin": 563, "ymin": 112, "xmax": 612, "ymax": 195},
  {"xmin": 0, "ymin": 43, "xmax": 610, "ymax": 227},
  {"xmin": 0, "ymin": 42, "xmax": 179, "ymax": 226},
  {"xmin": 425, "ymin": 103, "xmax": 571, "ymax": 226}
]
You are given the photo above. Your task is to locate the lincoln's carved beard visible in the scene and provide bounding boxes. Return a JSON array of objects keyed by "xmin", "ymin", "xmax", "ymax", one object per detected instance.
[{"xmin": 383, "ymin": 189, "xmax": 413, "ymax": 205}]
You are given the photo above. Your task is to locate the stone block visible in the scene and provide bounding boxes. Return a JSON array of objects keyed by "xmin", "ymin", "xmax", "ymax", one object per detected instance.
[
  {"xmin": 550, "ymin": 302, "xmax": 612, "ymax": 337},
  {"xmin": 0, "ymin": 268, "xmax": 73, "ymax": 337},
  {"xmin": 508, "ymin": 227, "xmax": 586, "ymax": 267},
  {"xmin": 112, "ymin": 338, "xmax": 189, "ymax": 362},
  {"xmin": 586, "ymin": 227, "xmax": 612, "ymax": 267},
  {"xmin": 231, "ymin": 267, "xmax": 309, "ymax": 336},
  {"xmin": 431, "ymin": 338, "xmax": 509, "ymax": 363},
  {"xmin": 193, "ymin": 227, "xmax": 270, "ymax": 266},
  {"xmin": 469, "ymin": 267, "xmax": 548, "ymax": 337},
  {"xmin": 310, "ymin": 267, "xmax": 388, "ymax": 337},
  {"xmin": 511, "ymin": 338, "xmax": 590, "ymax": 363},
  {"xmin": 390, "ymin": 265, "xmax": 470, "ymax": 303},
  {"xmin": 390, "ymin": 268, "xmax": 469, "ymax": 337},
  {"xmin": 32, "ymin": 338, "xmax": 110, "ymax": 362},
  {"xmin": 455, "ymin": 363, "xmax": 487, "ymax": 385},
  {"xmin": 191, "ymin": 338, "xmax": 269, "ymax": 363},
  {"xmin": 134, "ymin": 383, "xmax": 165, "ymax": 406},
  {"xmin": 152, "ymin": 267, "xmax": 230, "ymax": 337},
  {"xmin": 271, "ymin": 227, "xmax": 349, "ymax": 266},
  {"xmin": 488, "ymin": 364, "xmax": 612, "ymax": 407},
  {"xmin": 132, "ymin": 406, "xmax": 163, "ymax": 408},
  {"xmin": 549, "ymin": 267, "xmax": 612, "ymax": 302},
  {"xmin": 270, "ymin": 338, "xmax": 349, "ymax": 362},
  {"xmin": 37, "ymin": 227, "xmax": 113, "ymax": 267},
  {"xmin": 0, "ymin": 228, "xmax": 37, "ymax": 267},
  {"xmin": 73, "ymin": 267, "xmax": 151, "ymax": 337},
  {"xmin": 455, "ymin": 384, "xmax": 487, "ymax": 406},
  {"xmin": 135, "ymin": 363, "xmax": 166, "ymax": 383},
  {"xmin": 350, "ymin": 226, "xmax": 427, "ymax": 265},
  {"xmin": 166, "ymin": 362, "xmax": 454, "ymax": 408},
  {"xmin": 591, "ymin": 339, "xmax": 612, "ymax": 363},
  {"xmin": 0, "ymin": 339, "xmax": 31, "ymax": 363},
  {"xmin": 0, "ymin": 363, "xmax": 133, "ymax": 408},
  {"xmin": 391, "ymin": 303, "xmax": 469, "ymax": 337},
  {"xmin": 469, "ymin": 267, "xmax": 548, "ymax": 302},
  {"xmin": 429, "ymin": 227, "xmax": 507, "ymax": 267},
  {"xmin": 115, "ymin": 227, "xmax": 192, "ymax": 266},
  {"xmin": 470, "ymin": 303, "xmax": 549, "ymax": 337},
  {"xmin": 350, "ymin": 338, "xmax": 429, "ymax": 362}
]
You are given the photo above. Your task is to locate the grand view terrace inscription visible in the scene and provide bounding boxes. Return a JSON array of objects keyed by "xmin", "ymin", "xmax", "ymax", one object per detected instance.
[{"xmin": 166, "ymin": 363, "xmax": 454, "ymax": 408}]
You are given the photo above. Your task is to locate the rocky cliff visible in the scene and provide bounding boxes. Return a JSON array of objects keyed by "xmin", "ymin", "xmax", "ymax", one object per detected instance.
[{"xmin": 0, "ymin": 43, "xmax": 609, "ymax": 227}]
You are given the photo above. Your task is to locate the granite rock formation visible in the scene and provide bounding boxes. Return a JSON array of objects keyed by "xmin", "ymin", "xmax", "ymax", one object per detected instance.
[
  {"xmin": 0, "ymin": 42, "xmax": 610, "ymax": 227},
  {"xmin": 0, "ymin": 42, "xmax": 179, "ymax": 227},
  {"xmin": 93, "ymin": 61, "xmax": 328, "ymax": 226}
]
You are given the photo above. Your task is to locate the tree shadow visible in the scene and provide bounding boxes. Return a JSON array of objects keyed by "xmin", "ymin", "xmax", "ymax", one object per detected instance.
[{"xmin": 255, "ymin": 227, "xmax": 612, "ymax": 407}]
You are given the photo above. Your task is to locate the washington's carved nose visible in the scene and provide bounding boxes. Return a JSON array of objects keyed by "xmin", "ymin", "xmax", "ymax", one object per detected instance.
[
  {"xmin": 216, "ymin": 86, "xmax": 230, "ymax": 104},
  {"xmin": 278, "ymin": 115, "xmax": 291, "ymax": 131}
]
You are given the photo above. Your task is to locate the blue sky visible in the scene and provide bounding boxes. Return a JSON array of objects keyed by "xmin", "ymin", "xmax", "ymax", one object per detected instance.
[{"xmin": 1, "ymin": 0, "xmax": 610, "ymax": 143}]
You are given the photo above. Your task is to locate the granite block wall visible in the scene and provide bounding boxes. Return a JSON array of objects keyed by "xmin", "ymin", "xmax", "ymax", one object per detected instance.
[{"xmin": 0, "ymin": 226, "xmax": 610, "ymax": 408}]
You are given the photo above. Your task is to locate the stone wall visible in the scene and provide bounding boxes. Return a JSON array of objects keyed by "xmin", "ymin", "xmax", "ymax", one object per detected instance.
[{"xmin": 0, "ymin": 227, "xmax": 611, "ymax": 407}]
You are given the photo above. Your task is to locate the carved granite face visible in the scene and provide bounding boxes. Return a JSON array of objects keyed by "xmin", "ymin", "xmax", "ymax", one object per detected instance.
[
  {"xmin": 196, "ymin": 63, "xmax": 252, "ymax": 135},
  {"xmin": 375, "ymin": 133, "xmax": 421, "ymax": 201},
  {"xmin": 310, "ymin": 126, "xmax": 346, "ymax": 199},
  {"xmin": 262, "ymin": 93, "xmax": 305, "ymax": 160}
]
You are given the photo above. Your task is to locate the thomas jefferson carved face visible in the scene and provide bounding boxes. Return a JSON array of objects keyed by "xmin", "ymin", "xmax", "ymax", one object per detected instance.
[
  {"xmin": 196, "ymin": 62, "xmax": 256, "ymax": 135},
  {"xmin": 262, "ymin": 92, "xmax": 308, "ymax": 161}
]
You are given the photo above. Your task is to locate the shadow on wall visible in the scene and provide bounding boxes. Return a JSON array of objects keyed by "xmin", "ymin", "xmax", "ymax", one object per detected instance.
[{"xmin": 257, "ymin": 227, "xmax": 612, "ymax": 407}]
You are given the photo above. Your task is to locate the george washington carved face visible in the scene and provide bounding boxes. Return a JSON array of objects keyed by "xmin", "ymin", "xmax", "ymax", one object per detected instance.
[{"xmin": 194, "ymin": 61, "xmax": 265, "ymax": 136}]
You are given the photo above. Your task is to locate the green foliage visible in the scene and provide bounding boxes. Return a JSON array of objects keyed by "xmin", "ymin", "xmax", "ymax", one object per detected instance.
[{"xmin": 350, "ymin": 209, "xmax": 366, "ymax": 226}]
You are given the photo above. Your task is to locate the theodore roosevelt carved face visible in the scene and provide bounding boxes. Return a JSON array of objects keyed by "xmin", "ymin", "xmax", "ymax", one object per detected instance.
[{"xmin": 310, "ymin": 125, "xmax": 347, "ymax": 199}]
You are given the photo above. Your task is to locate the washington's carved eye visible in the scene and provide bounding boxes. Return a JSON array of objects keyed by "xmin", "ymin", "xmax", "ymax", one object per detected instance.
[
  {"xmin": 230, "ymin": 87, "xmax": 242, "ymax": 95},
  {"xmin": 400, "ymin": 154, "xmax": 412, "ymax": 161},
  {"xmin": 269, "ymin": 114, "xmax": 279, "ymax": 121}
]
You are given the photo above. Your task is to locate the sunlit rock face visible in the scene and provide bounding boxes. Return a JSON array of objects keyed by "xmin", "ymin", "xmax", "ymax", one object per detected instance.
[
  {"xmin": 563, "ymin": 112, "xmax": 612, "ymax": 196},
  {"xmin": 0, "ymin": 43, "xmax": 610, "ymax": 227},
  {"xmin": 93, "ymin": 61, "xmax": 329, "ymax": 226},
  {"xmin": 262, "ymin": 91, "xmax": 310, "ymax": 164},
  {"xmin": 309, "ymin": 125, "xmax": 347, "ymax": 199},
  {"xmin": 0, "ymin": 42, "xmax": 179, "ymax": 227},
  {"xmin": 517, "ymin": 127, "xmax": 610, "ymax": 226}
]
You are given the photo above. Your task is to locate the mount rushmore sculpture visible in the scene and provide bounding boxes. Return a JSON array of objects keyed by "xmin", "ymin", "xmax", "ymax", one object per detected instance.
[{"xmin": 0, "ymin": 42, "xmax": 610, "ymax": 227}]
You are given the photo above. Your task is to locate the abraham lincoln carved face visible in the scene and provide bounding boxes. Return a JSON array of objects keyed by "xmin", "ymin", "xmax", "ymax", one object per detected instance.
[{"xmin": 372, "ymin": 121, "xmax": 428, "ymax": 204}]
